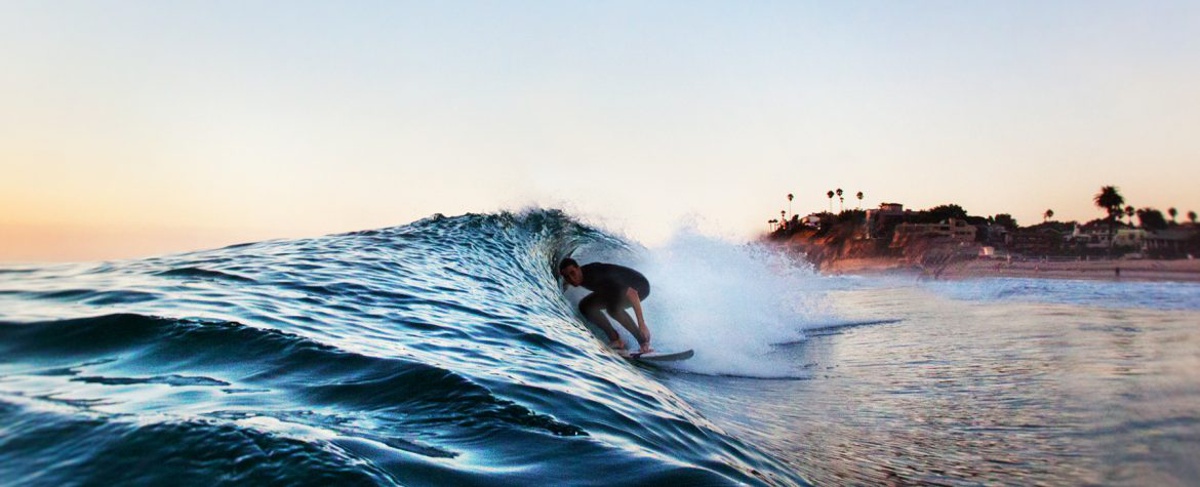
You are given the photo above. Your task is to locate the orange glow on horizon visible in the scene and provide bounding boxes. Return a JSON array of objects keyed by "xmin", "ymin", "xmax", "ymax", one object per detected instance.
[{"xmin": 0, "ymin": 223, "xmax": 292, "ymax": 263}]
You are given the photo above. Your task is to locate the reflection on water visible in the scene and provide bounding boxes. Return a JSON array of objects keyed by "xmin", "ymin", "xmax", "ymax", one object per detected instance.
[{"xmin": 666, "ymin": 283, "xmax": 1200, "ymax": 486}]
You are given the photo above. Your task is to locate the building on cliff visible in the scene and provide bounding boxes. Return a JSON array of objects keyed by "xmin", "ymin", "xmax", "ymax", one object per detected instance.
[
  {"xmin": 890, "ymin": 219, "xmax": 977, "ymax": 248},
  {"xmin": 865, "ymin": 203, "xmax": 908, "ymax": 240}
]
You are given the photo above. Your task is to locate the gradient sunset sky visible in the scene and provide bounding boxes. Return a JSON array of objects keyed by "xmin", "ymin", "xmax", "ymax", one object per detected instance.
[{"xmin": 3, "ymin": 1, "xmax": 1198, "ymax": 261}]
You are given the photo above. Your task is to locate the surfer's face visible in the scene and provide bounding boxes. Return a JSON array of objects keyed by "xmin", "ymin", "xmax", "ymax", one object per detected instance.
[{"xmin": 560, "ymin": 265, "xmax": 583, "ymax": 286}]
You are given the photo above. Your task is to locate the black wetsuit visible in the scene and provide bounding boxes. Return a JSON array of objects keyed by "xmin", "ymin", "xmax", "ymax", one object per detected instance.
[{"xmin": 578, "ymin": 263, "xmax": 650, "ymax": 312}]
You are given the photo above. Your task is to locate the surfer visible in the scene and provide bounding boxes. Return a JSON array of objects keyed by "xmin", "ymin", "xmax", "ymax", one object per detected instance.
[{"xmin": 558, "ymin": 258, "xmax": 653, "ymax": 354}]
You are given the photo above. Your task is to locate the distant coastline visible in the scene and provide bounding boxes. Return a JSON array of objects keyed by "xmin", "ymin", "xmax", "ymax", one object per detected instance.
[
  {"xmin": 763, "ymin": 189, "xmax": 1200, "ymax": 284},
  {"xmin": 819, "ymin": 255, "xmax": 1200, "ymax": 283}
]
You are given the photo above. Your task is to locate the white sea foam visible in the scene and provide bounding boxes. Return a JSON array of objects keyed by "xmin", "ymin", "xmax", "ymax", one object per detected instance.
[{"xmin": 573, "ymin": 225, "xmax": 835, "ymax": 377}]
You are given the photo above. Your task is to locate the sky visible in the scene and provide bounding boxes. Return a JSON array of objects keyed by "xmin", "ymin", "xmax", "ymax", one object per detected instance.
[{"xmin": 2, "ymin": 1, "xmax": 1199, "ymax": 261}]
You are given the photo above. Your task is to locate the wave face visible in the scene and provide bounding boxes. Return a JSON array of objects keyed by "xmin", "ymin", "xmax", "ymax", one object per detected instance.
[{"xmin": 0, "ymin": 211, "xmax": 806, "ymax": 486}]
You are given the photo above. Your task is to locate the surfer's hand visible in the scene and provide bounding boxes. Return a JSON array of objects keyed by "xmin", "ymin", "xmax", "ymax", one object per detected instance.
[{"xmin": 638, "ymin": 323, "xmax": 650, "ymax": 346}]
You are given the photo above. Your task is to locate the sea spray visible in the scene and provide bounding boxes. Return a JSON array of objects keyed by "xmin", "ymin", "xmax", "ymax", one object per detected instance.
[{"xmin": 568, "ymin": 225, "xmax": 836, "ymax": 378}]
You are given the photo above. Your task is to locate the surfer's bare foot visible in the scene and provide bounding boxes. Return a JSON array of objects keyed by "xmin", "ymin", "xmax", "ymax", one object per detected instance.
[
  {"xmin": 609, "ymin": 339, "xmax": 627, "ymax": 350},
  {"xmin": 638, "ymin": 343, "xmax": 653, "ymax": 355}
]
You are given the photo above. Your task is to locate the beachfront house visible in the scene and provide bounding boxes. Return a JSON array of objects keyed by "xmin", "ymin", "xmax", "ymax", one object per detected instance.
[
  {"xmin": 865, "ymin": 203, "xmax": 908, "ymax": 240},
  {"xmin": 982, "ymin": 224, "xmax": 1011, "ymax": 247},
  {"xmin": 1144, "ymin": 227, "xmax": 1198, "ymax": 258},
  {"xmin": 1069, "ymin": 224, "xmax": 1146, "ymax": 251},
  {"xmin": 1010, "ymin": 227, "xmax": 1064, "ymax": 256},
  {"xmin": 890, "ymin": 218, "xmax": 977, "ymax": 248}
]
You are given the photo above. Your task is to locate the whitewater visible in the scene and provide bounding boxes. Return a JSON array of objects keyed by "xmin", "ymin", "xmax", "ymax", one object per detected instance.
[{"xmin": 2, "ymin": 210, "xmax": 1198, "ymax": 486}]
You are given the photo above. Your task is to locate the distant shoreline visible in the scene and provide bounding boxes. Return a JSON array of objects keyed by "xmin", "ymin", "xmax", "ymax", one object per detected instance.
[{"xmin": 820, "ymin": 257, "xmax": 1200, "ymax": 283}]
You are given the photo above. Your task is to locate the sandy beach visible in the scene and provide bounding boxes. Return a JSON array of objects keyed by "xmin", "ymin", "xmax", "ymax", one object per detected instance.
[{"xmin": 822, "ymin": 257, "xmax": 1200, "ymax": 283}]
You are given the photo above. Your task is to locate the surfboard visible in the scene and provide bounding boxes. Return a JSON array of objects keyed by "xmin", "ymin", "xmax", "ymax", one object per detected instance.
[{"xmin": 620, "ymin": 349, "xmax": 694, "ymax": 362}]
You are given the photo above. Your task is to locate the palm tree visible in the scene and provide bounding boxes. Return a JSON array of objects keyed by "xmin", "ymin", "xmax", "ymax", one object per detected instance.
[
  {"xmin": 1094, "ymin": 185, "xmax": 1124, "ymax": 252},
  {"xmin": 787, "ymin": 193, "xmax": 794, "ymax": 220},
  {"xmin": 856, "ymin": 191, "xmax": 864, "ymax": 209},
  {"xmin": 1189, "ymin": 210, "xmax": 1197, "ymax": 225},
  {"xmin": 768, "ymin": 219, "xmax": 778, "ymax": 232},
  {"xmin": 1168, "ymin": 207, "xmax": 1178, "ymax": 224},
  {"xmin": 1095, "ymin": 186, "xmax": 1124, "ymax": 216},
  {"xmin": 1044, "ymin": 209, "xmax": 1054, "ymax": 223},
  {"xmin": 836, "ymin": 188, "xmax": 844, "ymax": 213},
  {"xmin": 1125, "ymin": 206, "xmax": 1135, "ymax": 225},
  {"xmin": 826, "ymin": 190, "xmax": 834, "ymax": 212}
]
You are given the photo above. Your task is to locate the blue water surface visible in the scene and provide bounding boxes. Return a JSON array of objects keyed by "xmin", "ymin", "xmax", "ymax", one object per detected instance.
[
  {"xmin": 4, "ymin": 210, "xmax": 1199, "ymax": 486},
  {"xmin": 0, "ymin": 211, "xmax": 800, "ymax": 486}
]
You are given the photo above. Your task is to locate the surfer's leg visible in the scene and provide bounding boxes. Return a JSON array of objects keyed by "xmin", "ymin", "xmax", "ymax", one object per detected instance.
[
  {"xmin": 606, "ymin": 303, "xmax": 645, "ymax": 346},
  {"xmin": 579, "ymin": 293, "xmax": 622, "ymax": 346}
]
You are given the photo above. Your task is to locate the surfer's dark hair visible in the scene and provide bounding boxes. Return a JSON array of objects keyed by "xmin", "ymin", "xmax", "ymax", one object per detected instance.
[{"xmin": 558, "ymin": 258, "xmax": 579, "ymax": 271}]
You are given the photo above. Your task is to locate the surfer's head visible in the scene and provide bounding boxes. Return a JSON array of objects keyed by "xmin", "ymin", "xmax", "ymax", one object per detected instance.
[{"xmin": 558, "ymin": 258, "xmax": 583, "ymax": 286}]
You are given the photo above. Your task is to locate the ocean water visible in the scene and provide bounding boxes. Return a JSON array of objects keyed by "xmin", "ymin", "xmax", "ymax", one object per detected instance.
[{"xmin": 2, "ymin": 210, "xmax": 1198, "ymax": 486}]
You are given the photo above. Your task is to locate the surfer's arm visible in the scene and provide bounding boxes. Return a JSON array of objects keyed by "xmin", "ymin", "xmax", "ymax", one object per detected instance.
[{"xmin": 625, "ymin": 287, "xmax": 650, "ymax": 346}]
